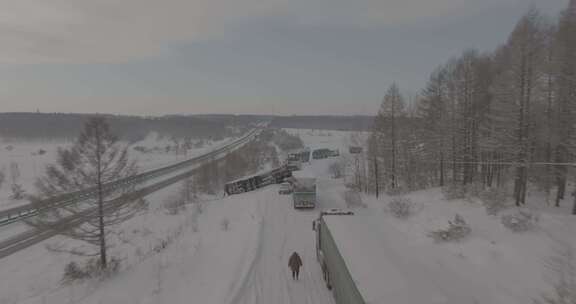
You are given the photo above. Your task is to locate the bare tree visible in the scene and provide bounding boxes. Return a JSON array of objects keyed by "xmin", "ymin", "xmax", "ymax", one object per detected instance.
[
  {"xmin": 554, "ymin": 0, "xmax": 576, "ymax": 209},
  {"xmin": 490, "ymin": 9, "xmax": 545, "ymax": 206},
  {"xmin": 29, "ymin": 117, "xmax": 138, "ymax": 269},
  {"xmin": 371, "ymin": 83, "xmax": 405, "ymax": 190},
  {"xmin": 419, "ymin": 66, "xmax": 450, "ymax": 187},
  {"xmin": 536, "ymin": 23, "xmax": 559, "ymax": 200},
  {"xmin": 9, "ymin": 162, "xmax": 18, "ymax": 184},
  {"xmin": 365, "ymin": 3, "xmax": 576, "ymax": 215},
  {"xmin": 9, "ymin": 162, "xmax": 25, "ymax": 200},
  {"xmin": 0, "ymin": 167, "xmax": 5, "ymax": 190},
  {"xmin": 346, "ymin": 132, "xmax": 367, "ymax": 192}
]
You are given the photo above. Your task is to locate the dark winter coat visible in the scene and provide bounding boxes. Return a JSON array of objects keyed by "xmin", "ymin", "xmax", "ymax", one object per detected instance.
[{"xmin": 288, "ymin": 252, "xmax": 303, "ymax": 271}]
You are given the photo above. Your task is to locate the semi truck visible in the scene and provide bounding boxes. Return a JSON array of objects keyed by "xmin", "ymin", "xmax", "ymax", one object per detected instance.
[
  {"xmin": 312, "ymin": 148, "xmax": 332, "ymax": 159},
  {"xmin": 313, "ymin": 210, "xmax": 466, "ymax": 304},
  {"xmin": 313, "ymin": 210, "xmax": 362, "ymax": 304},
  {"xmin": 291, "ymin": 169, "xmax": 316, "ymax": 209},
  {"xmin": 224, "ymin": 165, "xmax": 292, "ymax": 195},
  {"xmin": 287, "ymin": 147, "xmax": 311, "ymax": 163}
]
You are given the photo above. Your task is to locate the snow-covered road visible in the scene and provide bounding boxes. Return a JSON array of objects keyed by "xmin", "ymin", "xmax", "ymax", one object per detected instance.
[{"xmin": 232, "ymin": 186, "xmax": 336, "ymax": 304}]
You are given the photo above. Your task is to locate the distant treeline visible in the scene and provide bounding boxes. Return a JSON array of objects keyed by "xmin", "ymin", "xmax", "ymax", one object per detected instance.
[
  {"xmin": 270, "ymin": 115, "xmax": 374, "ymax": 131},
  {"xmin": 0, "ymin": 113, "xmax": 258, "ymax": 142},
  {"xmin": 0, "ymin": 113, "xmax": 373, "ymax": 142}
]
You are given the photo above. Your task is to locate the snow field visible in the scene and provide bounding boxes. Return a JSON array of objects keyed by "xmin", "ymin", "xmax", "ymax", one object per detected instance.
[
  {"xmin": 361, "ymin": 188, "xmax": 576, "ymax": 304},
  {"xmin": 130, "ymin": 132, "xmax": 236, "ymax": 172},
  {"xmin": 0, "ymin": 180, "xmax": 204, "ymax": 304},
  {"xmin": 0, "ymin": 140, "xmax": 66, "ymax": 210},
  {"xmin": 0, "ymin": 134, "xmax": 235, "ymax": 211},
  {"xmin": 77, "ymin": 187, "xmax": 262, "ymax": 304},
  {"xmin": 283, "ymin": 128, "xmax": 368, "ymax": 153}
]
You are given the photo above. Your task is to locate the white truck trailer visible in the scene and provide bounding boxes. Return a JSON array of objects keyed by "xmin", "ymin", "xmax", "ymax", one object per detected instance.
[{"xmin": 313, "ymin": 211, "xmax": 483, "ymax": 304}]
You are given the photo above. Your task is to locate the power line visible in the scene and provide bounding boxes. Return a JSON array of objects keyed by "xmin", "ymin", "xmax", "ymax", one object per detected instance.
[
  {"xmin": 366, "ymin": 157, "xmax": 576, "ymax": 167},
  {"xmin": 418, "ymin": 160, "xmax": 576, "ymax": 167}
]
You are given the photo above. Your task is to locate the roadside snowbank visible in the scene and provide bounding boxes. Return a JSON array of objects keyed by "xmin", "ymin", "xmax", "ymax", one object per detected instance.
[
  {"xmin": 0, "ymin": 181, "xmax": 200, "ymax": 304},
  {"xmin": 75, "ymin": 188, "xmax": 262, "ymax": 304},
  {"xmin": 361, "ymin": 188, "xmax": 576, "ymax": 304}
]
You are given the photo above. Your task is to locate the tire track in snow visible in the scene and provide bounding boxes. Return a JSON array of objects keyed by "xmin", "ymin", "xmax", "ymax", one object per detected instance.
[
  {"xmin": 225, "ymin": 195, "xmax": 265, "ymax": 304},
  {"xmin": 232, "ymin": 187, "xmax": 335, "ymax": 304}
]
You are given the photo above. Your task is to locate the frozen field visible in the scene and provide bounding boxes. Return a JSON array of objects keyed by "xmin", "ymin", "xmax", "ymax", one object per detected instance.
[
  {"xmin": 0, "ymin": 180, "xmax": 202, "ymax": 304},
  {"xmin": 283, "ymin": 128, "xmax": 368, "ymax": 152},
  {"xmin": 0, "ymin": 134, "xmax": 235, "ymax": 211}
]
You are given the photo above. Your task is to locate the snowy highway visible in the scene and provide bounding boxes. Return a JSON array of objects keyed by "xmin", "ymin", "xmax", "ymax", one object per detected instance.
[
  {"xmin": 67, "ymin": 159, "xmax": 342, "ymax": 304},
  {"xmin": 232, "ymin": 184, "xmax": 336, "ymax": 304}
]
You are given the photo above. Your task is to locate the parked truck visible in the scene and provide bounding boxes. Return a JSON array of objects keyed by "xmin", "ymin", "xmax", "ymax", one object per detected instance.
[
  {"xmin": 314, "ymin": 211, "xmax": 488, "ymax": 304},
  {"xmin": 313, "ymin": 210, "xmax": 362, "ymax": 304},
  {"xmin": 312, "ymin": 148, "xmax": 332, "ymax": 159},
  {"xmin": 291, "ymin": 169, "xmax": 316, "ymax": 209},
  {"xmin": 287, "ymin": 147, "xmax": 311, "ymax": 163}
]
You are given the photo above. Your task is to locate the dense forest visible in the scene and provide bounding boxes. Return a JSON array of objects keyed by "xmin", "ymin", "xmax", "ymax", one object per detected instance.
[{"xmin": 365, "ymin": 1, "xmax": 576, "ymax": 213}]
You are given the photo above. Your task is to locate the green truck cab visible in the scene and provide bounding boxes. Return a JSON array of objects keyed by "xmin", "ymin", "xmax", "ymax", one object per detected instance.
[{"xmin": 291, "ymin": 170, "xmax": 316, "ymax": 209}]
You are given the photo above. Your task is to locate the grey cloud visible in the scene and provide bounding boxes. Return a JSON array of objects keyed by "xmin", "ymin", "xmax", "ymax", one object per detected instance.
[
  {"xmin": 0, "ymin": 0, "xmax": 523, "ymax": 64},
  {"xmin": 0, "ymin": 0, "xmax": 282, "ymax": 63}
]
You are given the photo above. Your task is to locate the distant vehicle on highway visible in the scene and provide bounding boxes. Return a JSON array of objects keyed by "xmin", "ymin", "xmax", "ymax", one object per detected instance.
[
  {"xmin": 349, "ymin": 146, "xmax": 363, "ymax": 154},
  {"xmin": 287, "ymin": 147, "xmax": 311, "ymax": 163},
  {"xmin": 312, "ymin": 148, "xmax": 331, "ymax": 159},
  {"xmin": 278, "ymin": 182, "xmax": 293, "ymax": 195}
]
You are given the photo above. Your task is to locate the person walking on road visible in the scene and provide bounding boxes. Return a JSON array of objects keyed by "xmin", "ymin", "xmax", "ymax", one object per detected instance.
[{"xmin": 288, "ymin": 251, "xmax": 303, "ymax": 280}]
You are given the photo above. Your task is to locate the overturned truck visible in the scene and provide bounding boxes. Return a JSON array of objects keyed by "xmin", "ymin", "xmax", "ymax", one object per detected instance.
[{"xmin": 224, "ymin": 166, "xmax": 292, "ymax": 195}]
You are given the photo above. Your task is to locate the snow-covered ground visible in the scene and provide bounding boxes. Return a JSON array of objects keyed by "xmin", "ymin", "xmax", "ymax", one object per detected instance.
[
  {"xmin": 73, "ymin": 181, "xmax": 337, "ymax": 304},
  {"xmin": 74, "ymin": 188, "xmax": 262, "ymax": 304},
  {"xmin": 284, "ymin": 130, "xmax": 576, "ymax": 303},
  {"xmin": 68, "ymin": 130, "xmax": 346, "ymax": 304},
  {"xmin": 231, "ymin": 176, "xmax": 337, "ymax": 304},
  {"xmin": 0, "ymin": 134, "xmax": 234, "ymax": 211},
  {"xmin": 0, "ymin": 140, "xmax": 65, "ymax": 210},
  {"xmin": 2, "ymin": 128, "xmax": 574, "ymax": 304},
  {"xmin": 283, "ymin": 128, "xmax": 368, "ymax": 153},
  {"xmin": 0, "ymin": 180, "xmax": 200, "ymax": 304},
  {"xmin": 358, "ymin": 189, "xmax": 576, "ymax": 304},
  {"xmin": 129, "ymin": 132, "xmax": 235, "ymax": 172},
  {"xmin": 0, "ymin": 133, "xmax": 239, "ymax": 303},
  {"xmin": 77, "ymin": 129, "xmax": 350, "ymax": 304}
]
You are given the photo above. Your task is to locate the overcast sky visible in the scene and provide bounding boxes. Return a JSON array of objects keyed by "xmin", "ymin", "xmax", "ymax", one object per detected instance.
[{"xmin": 0, "ymin": 0, "xmax": 568, "ymax": 116}]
